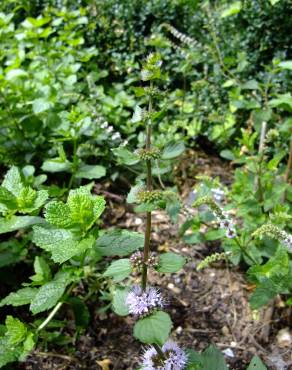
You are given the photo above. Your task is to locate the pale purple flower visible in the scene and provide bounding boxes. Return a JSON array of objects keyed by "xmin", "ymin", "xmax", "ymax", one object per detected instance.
[
  {"xmin": 226, "ymin": 228, "xmax": 237, "ymax": 239},
  {"xmin": 141, "ymin": 340, "xmax": 188, "ymax": 370},
  {"xmin": 219, "ymin": 216, "xmax": 237, "ymax": 238},
  {"xmin": 219, "ymin": 219, "xmax": 232, "ymax": 230},
  {"xmin": 283, "ymin": 235, "xmax": 292, "ymax": 252},
  {"xmin": 126, "ymin": 285, "xmax": 164, "ymax": 317},
  {"xmin": 211, "ymin": 188, "xmax": 224, "ymax": 202}
]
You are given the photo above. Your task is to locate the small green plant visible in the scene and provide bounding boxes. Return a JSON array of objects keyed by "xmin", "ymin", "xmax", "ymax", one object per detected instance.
[
  {"xmin": 182, "ymin": 172, "xmax": 292, "ymax": 310},
  {"xmin": 0, "ymin": 165, "xmax": 147, "ymax": 367}
]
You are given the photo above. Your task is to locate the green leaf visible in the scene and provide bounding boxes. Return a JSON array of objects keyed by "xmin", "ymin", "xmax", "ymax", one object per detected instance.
[
  {"xmin": 103, "ymin": 259, "xmax": 132, "ymax": 282},
  {"xmin": 0, "ymin": 216, "xmax": 45, "ymax": 234},
  {"xmin": 17, "ymin": 188, "xmax": 48, "ymax": 214},
  {"xmin": 247, "ymin": 356, "xmax": 267, "ymax": 370},
  {"xmin": 112, "ymin": 147, "xmax": 140, "ymax": 165},
  {"xmin": 269, "ymin": 94, "xmax": 292, "ymax": 112},
  {"xmin": 30, "ymin": 272, "xmax": 72, "ymax": 314},
  {"xmin": 45, "ymin": 201, "xmax": 72, "ymax": 228},
  {"xmin": 112, "ymin": 286, "xmax": 131, "ymax": 316},
  {"xmin": 0, "ymin": 336, "xmax": 20, "ymax": 367},
  {"xmin": 0, "ymin": 167, "xmax": 48, "ymax": 214},
  {"xmin": 30, "ymin": 256, "xmax": 51, "ymax": 283},
  {"xmin": 5, "ymin": 316, "xmax": 27, "ymax": 345},
  {"xmin": 0, "ymin": 187, "xmax": 17, "ymax": 212},
  {"xmin": 220, "ymin": 150, "xmax": 235, "ymax": 160},
  {"xmin": 75, "ymin": 164, "xmax": 106, "ymax": 179},
  {"xmin": 199, "ymin": 345, "xmax": 228, "ymax": 370},
  {"xmin": 133, "ymin": 311, "xmax": 172, "ymax": 345},
  {"xmin": 241, "ymin": 80, "xmax": 259, "ymax": 90},
  {"xmin": 67, "ymin": 187, "xmax": 105, "ymax": 231},
  {"xmin": 185, "ymin": 349, "xmax": 202, "ymax": 369},
  {"xmin": 0, "ymin": 288, "xmax": 38, "ymax": 307},
  {"xmin": 249, "ymin": 281, "xmax": 277, "ymax": 309},
  {"xmin": 32, "ymin": 225, "xmax": 95, "ymax": 263},
  {"xmin": 279, "ymin": 60, "xmax": 292, "ymax": 70},
  {"xmin": 21, "ymin": 331, "xmax": 35, "ymax": 359},
  {"xmin": 67, "ymin": 297, "xmax": 90, "ymax": 328},
  {"xmin": 0, "ymin": 239, "xmax": 26, "ymax": 267},
  {"xmin": 156, "ymin": 252, "xmax": 186, "ymax": 273},
  {"xmin": 41, "ymin": 159, "xmax": 72, "ymax": 173},
  {"xmin": 221, "ymin": 1, "xmax": 242, "ymax": 18},
  {"xmin": 44, "ymin": 187, "xmax": 105, "ymax": 233},
  {"xmin": 269, "ymin": 0, "xmax": 281, "ymax": 5},
  {"xmin": 2, "ymin": 166, "xmax": 23, "ymax": 197},
  {"xmin": 95, "ymin": 229, "xmax": 144, "ymax": 256},
  {"xmin": 5, "ymin": 69, "xmax": 28, "ymax": 80},
  {"xmin": 161, "ymin": 141, "xmax": 185, "ymax": 160},
  {"xmin": 32, "ymin": 98, "xmax": 52, "ymax": 114}
]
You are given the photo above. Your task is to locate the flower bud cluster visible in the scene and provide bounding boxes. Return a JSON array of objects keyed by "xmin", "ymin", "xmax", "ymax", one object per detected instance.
[
  {"xmin": 126, "ymin": 285, "xmax": 164, "ymax": 317},
  {"xmin": 162, "ymin": 23, "xmax": 200, "ymax": 49},
  {"xmin": 137, "ymin": 148, "xmax": 161, "ymax": 161},
  {"xmin": 265, "ymin": 129, "xmax": 279, "ymax": 143},
  {"xmin": 193, "ymin": 196, "xmax": 237, "ymax": 239},
  {"xmin": 137, "ymin": 190, "xmax": 163, "ymax": 204},
  {"xmin": 130, "ymin": 251, "xmax": 158, "ymax": 269},
  {"xmin": 252, "ymin": 224, "xmax": 292, "ymax": 253},
  {"xmin": 141, "ymin": 340, "xmax": 188, "ymax": 370},
  {"xmin": 197, "ymin": 251, "xmax": 231, "ymax": 270}
]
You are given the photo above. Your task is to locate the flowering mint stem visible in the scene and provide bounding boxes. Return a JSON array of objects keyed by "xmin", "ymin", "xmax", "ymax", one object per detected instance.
[{"xmin": 142, "ymin": 90, "xmax": 153, "ymax": 291}]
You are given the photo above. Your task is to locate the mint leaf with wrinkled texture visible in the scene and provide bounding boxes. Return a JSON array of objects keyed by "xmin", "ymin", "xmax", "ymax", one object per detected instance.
[
  {"xmin": 30, "ymin": 271, "xmax": 72, "ymax": 314},
  {"xmin": 32, "ymin": 225, "xmax": 95, "ymax": 263},
  {"xmin": 0, "ymin": 287, "xmax": 38, "ymax": 307}
]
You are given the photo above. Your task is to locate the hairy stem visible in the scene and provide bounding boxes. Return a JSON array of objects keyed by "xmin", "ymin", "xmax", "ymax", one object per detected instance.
[
  {"xmin": 142, "ymin": 91, "xmax": 153, "ymax": 291},
  {"xmin": 68, "ymin": 137, "xmax": 78, "ymax": 190}
]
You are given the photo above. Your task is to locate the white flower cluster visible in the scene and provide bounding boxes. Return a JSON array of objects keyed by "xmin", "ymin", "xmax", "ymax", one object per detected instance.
[{"xmin": 100, "ymin": 121, "xmax": 124, "ymax": 143}]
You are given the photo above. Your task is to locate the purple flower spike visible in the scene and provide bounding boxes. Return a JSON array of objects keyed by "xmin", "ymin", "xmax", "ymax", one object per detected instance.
[
  {"xmin": 125, "ymin": 285, "xmax": 164, "ymax": 317},
  {"xmin": 141, "ymin": 340, "xmax": 188, "ymax": 369}
]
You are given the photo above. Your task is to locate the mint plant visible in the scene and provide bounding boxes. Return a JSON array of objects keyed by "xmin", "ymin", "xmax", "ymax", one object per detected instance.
[
  {"xmin": 183, "ymin": 175, "xmax": 292, "ymax": 310},
  {"xmin": 104, "ymin": 54, "xmax": 268, "ymax": 370},
  {"xmin": 0, "ymin": 166, "xmax": 147, "ymax": 367}
]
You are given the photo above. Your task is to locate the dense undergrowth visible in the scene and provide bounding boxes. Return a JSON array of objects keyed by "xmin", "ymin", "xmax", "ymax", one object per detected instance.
[{"xmin": 0, "ymin": 0, "xmax": 291, "ymax": 369}]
